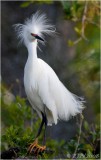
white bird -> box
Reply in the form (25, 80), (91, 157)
(15, 11), (84, 154)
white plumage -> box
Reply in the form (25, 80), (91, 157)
(15, 11), (84, 126)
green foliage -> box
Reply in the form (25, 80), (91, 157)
(1, 95), (32, 128)
(61, 1), (100, 44)
(68, 40), (74, 47)
(70, 23), (100, 114)
(62, 1), (100, 116)
(61, 1), (84, 21)
(20, 1), (33, 8)
(2, 125), (34, 157)
(81, 120), (100, 154)
(20, 0), (53, 8)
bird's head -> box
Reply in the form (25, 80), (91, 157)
(14, 11), (56, 47)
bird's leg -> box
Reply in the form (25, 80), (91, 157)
(28, 112), (46, 154)
(35, 112), (45, 138)
(43, 113), (47, 145)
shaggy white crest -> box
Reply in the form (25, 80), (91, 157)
(14, 11), (56, 46)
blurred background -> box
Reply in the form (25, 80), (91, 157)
(1, 0), (100, 159)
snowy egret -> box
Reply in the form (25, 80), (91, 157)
(15, 11), (84, 154)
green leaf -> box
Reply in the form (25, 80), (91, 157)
(74, 27), (81, 35)
(20, 1), (32, 8)
(84, 121), (89, 131)
(68, 40), (74, 47)
(85, 144), (93, 152)
(87, 149), (94, 159)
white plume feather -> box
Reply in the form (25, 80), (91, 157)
(14, 11), (56, 45)
(33, 59), (85, 125)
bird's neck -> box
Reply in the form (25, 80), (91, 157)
(27, 41), (38, 60)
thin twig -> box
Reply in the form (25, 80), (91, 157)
(73, 37), (82, 45)
(72, 114), (84, 159)
(92, 1), (101, 9)
(70, 0), (100, 45)
(86, 18), (100, 28)
(81, 0), (89, 41)
(72, 1), (89, 45)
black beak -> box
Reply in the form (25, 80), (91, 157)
(35, 35), (44, 42)
(31, 33), (44, 42)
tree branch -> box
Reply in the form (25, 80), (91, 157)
(72, 114), (84, 159)
(81, 0), (89, 41)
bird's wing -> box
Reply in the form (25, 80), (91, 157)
(37, 58), (84, 125)
(37, 59), (58, 125)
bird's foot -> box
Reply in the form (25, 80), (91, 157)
(28, 138), (46, 155)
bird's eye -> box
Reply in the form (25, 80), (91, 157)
(31, 33), (37, 37)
